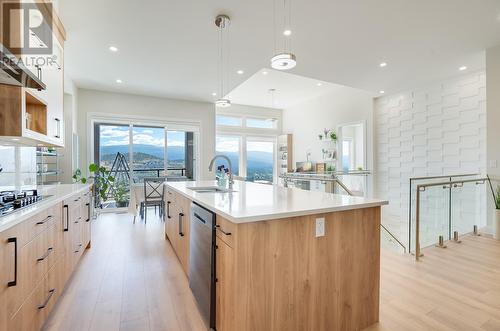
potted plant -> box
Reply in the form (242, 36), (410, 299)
(73, 163), (115, 206)
(113, 181), (129, 208)
(329, 131), (337, 142)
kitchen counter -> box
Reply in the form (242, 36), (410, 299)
(165, 180), (388, 223)
(0, 183), (92, 232)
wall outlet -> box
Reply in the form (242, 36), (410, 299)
(316, 218), (325, 237)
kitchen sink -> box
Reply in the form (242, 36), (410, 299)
(187, 186), (235, 193)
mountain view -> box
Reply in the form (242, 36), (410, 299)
(100, 145), (274, 182)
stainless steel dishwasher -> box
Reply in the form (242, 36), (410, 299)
(189, 202), (216, 330)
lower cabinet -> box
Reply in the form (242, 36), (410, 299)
(215, 236), (235, 331)
(0, 188), (91, 331)
(164, 189), (191, 276)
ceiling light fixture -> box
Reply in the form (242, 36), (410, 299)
(215, 14), (231, 108)
(262, 70), (268, 75)
(271, 0), (297, 70)
(237, 70), (244, 75)
(459, 66), (467, 71)
(116, 79), (123, 84)
(316, 82), (322, 86)
(109, 46), (118, 52)
(379, 90), (385, 94)
(379, 62), (387, 67)
(212, 92), (217, 96)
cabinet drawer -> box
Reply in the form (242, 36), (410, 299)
(215, 216), (236, 248)
(7, 278), (46, 331)
(8, 260), (61, 331)
(21, 227), (56, 306)
(22, 209), (50, 246)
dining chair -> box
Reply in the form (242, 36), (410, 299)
(142, 177), (166, 223)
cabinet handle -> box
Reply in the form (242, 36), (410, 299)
(36, 215), (53, 225)
(38, 289), (55, 309)
(178, 212), (184, 236)
(37, 247), (53, 262)
(63, 205), (69, 231)
(167, 201), (171, 219)
(215, 225), (232, 236)
(54, 118), (61, 138)
(7, 237), (17, 287)
(86, 203), (90, 222)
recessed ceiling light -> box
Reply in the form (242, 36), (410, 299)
(316, 82), (323, 86)
(379, 62), (387, 68)
(116, 79), (123, 84)
(109, 46), (118, 52)
(211, 92), (217, 96)
(379, 90), (385, 94)
(237, 70), (244, 75)
(283, 29), (292, 36)
(262, 71), (268, 75)
(459, 66), (467, 71)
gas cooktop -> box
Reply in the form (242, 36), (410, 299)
(0, 189), (50, 217)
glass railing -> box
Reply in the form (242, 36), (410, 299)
(408, 174), (482, 253)
(410, 175), (489, 260)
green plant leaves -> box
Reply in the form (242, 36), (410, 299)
(89, 163), (98, 172)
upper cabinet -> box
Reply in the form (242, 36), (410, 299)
(0, 0), (66, 147)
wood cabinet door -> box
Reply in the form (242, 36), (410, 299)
(166, 203), (178, 251)
(176, 196), (191, 275)
(0, 224), (24, 331)
(215, 237), (235, 331)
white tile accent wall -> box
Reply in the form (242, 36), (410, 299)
(374, 72), (487, 246)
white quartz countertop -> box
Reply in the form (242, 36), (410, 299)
(165, 180), (388, 223)
(0, 183), (92, 232)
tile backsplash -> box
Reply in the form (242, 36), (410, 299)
(0, 146), (37, 191)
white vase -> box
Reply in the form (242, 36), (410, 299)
(495, 210), (500, 240)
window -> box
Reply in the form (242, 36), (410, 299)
(132, 126), (165, 182)
(246, 117), (277, 129)
(215, 136), (241, 176)
(93, 121), (199, 209)
(246, 139), (275, 183)
(216, 115), (242, 127)
(215, 112), (279, 183)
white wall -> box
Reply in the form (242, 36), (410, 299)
(486, 45), (500, 178)
(374, 71), (487, 244)
(76, 89), (216, 180)
(282, 86), (374, 170)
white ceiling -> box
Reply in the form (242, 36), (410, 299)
(59, 0), (500, 103)
(227, 68), (360, 109)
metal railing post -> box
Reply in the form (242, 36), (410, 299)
(416, 186), (422, 261)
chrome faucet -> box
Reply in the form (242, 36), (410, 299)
(208, 155), (234, 190)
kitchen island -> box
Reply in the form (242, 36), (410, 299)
(164, 180), (388, 331)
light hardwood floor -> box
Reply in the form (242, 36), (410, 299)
(43, 212), (500, 331)
(42, 212), (205, 331)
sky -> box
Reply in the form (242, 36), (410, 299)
(99, 125), (185, 148)
(216, 136), (273, 153)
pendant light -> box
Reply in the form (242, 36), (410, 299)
(271, 0), (297, 70)
(215, 14), (231, 108)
